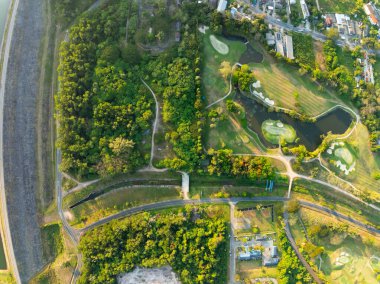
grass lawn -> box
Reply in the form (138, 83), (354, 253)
(250, 49), (341, 116)
(201, 30), (246, 103)
(262, 119), (297, 144)
(299, 208), (380, 284)
(318, 0), (356, 13)
(235, 207), (276, 234)
(62, 171), (181, 209)
(41, 223), (63, 262)
(207, 114), (258, 154)
(68, 186), (181, 228)
(336, 46), (355, 73)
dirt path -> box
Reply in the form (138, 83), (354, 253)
(141, 79), (160, 168)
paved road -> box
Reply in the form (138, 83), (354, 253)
(0, 0), (21, 282)
(300, 200), (380, 235)
(283, 210), (323, 284)
(1, 0), (46, 282)
(79, 197), (288, 233)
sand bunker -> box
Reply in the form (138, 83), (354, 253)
(210, 35), (229, 55)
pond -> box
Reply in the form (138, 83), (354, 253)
(221, 31), (263, 64)
(0, 0), (11, 44)
(236, 93), (353, 151)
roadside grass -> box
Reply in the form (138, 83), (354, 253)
(62, 177), (77, 192)
(297, 208), (380, 284)
(68, 186), (181, 228)
(288, 212), (307, 244)
(62, 171), (181, 208)
(318, 0), (356, 13)
(292, 179), (380, 228)
(41, 223), (63, 263)
(190, 185), (288, 199)
(31, 229), (78, 284)
(201, 30), (246, 103)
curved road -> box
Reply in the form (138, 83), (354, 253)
(0, 0), (21, 282)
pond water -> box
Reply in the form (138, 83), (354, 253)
(0, 0), (11, 44)
(236, 93), (353, 151)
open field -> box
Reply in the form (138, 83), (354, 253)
(68, 186), (181, 228)
(235, 206), (276, 234)
(292, 207), (380, 284)
(201, 30), (246, 103)
(250, 43), (344, 116)
(318, 0), (356, 13)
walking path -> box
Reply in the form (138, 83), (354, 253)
(141, 79), (160, 169)
(283, 210), (323, 284)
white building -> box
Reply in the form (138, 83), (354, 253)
(274, 32), (294, 60)
(217, 0), (227, 12)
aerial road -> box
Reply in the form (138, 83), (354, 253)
(0, 0), (45, 282)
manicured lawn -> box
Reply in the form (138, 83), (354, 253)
(262, 119), (297, 144)
(201, 30), (246, 103)
(207, 113), (260, 154)
(318, 0), (356, 13)
(68, 186), (181, 228)
(250, 51), (341, 116)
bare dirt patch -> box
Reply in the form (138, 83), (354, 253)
(314, 41), (326, 71)
(117, 266), (180, 284)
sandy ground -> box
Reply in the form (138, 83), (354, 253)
(2, 0), (45, 281)
(117, 266), (180, 284)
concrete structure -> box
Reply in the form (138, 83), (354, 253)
(266, 32), (275, 45)
(274, 31), (294, 59)
(364, 3), (380, 26)
(217, 0), (227, 12)
(300, 0), (310, 19)
(324, 14), (362, 39)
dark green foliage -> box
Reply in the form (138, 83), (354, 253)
(232, 64), (255, 91)
(277, 231), (313, 284)
(207, 148), (275, 180)
(56, 2), (153, 177)
(78, 208), (228, 284)
(41, 224), (63, 262)
(293, 33), (315, 69)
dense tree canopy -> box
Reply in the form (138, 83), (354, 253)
(78, 208), (228, 284)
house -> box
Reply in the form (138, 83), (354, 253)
(238, 252), (251, 261)
(274, 32), (294, 59)
(263, 257), (280, 266)
(217, 0), (227, 12)
(250, 249), (262, 260)
(270, 246), (278, 258)
(325, 16), (333, 27)
(364, 3), (380, 26)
